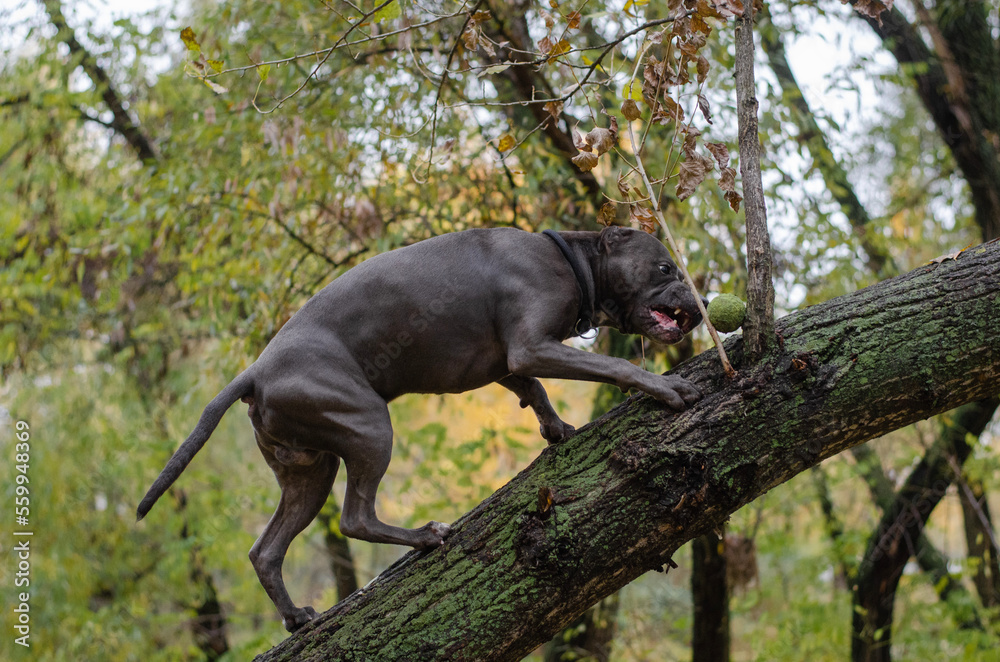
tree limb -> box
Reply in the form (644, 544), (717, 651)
(42, 0), (157, 163)
(255, 240), (1000, 661)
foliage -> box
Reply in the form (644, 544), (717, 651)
(1, 0), (996, 659)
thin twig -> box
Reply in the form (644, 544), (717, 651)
(625, 120), (734, 378)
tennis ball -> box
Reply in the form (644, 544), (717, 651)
(707, 294), (746, 333)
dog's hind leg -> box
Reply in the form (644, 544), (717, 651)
(249, 438), (338, 632)
(336, 404), (451, 549)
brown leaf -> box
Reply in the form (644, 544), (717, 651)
(472, 10), (493, 23)
(544, 100), (564, 120)
(719, 165), (737, 192)
(708, 0), (744, 18)
(629, 205), (658, 234)
(617, 171), (631, 197)
(725, 189), (743, 212)
(598, 202), (618, 227)
(572, 127), (590, 152)
(696, 55), (710, 84)
(706, 142), (730, 169)
(697, 94), (713, 124)
(621, 98), (641, 121)
(681, 124), (702, 158)
(676, 152), (713, 201)
(586, 128), (615, 155)
(549, 39), (571, 56)
(538, 36), (554, 54)
(565, 10), (582, 29)
(845, 0), (893, 26)
(462, 26), (480, 51)
(572, 151), (599, 171)
(651, 95), (684, 125)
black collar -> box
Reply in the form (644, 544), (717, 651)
(542, 230), (595, 336)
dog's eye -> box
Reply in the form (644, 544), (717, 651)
(658, 264), (673, 275)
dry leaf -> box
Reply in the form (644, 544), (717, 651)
(617, 171), (631, 197)
(621, 98), (641, 121)
(598, 202), (618, 227)
(697, 94), (713, 124)
(572, 151), (599, 171)
(565, 11), (582, 29)
(676, 152), (713, 201)
(709, 0), (745, 18)
(544, 100), (563, 120)
(846, 0), (893, 25)
(696, 55), (710, 84)
(629, 205), (658, 234)
(706, 142), (730, 169)
(725, 190), (743, 212)
(497, 133), (516, 152)
(572, 127), (590, 152)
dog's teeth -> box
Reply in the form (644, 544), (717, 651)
(674, 308), (683, 317)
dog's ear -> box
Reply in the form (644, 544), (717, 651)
(598, 225), (635, 253)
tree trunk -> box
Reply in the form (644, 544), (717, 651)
(734, 1), (775, 362)
(958, 476), (1000, 611)
(317, 497), (359, 602)
(692, 530), (730, 662)
(255, 242), (1000, 661)
(851, 397), (998, 662)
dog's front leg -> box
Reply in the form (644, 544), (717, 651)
(507, 341), (701, 410)
(498, 375), (575, 443)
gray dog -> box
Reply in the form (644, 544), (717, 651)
(137, 225), (705, 631)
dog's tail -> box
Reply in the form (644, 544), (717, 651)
(136, 369), (254, 521)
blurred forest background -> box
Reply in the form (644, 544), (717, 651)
(1, 0), (998, 660)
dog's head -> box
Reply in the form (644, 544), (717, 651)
(596, 226), (705, 344)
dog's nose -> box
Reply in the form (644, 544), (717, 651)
(700, 295), (709, 307)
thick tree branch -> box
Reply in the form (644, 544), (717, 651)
(255, 241), (1000, 661)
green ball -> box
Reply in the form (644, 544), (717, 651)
(707, 294), (746, 333)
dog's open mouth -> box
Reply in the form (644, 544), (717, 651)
(651, 306), (695, 335)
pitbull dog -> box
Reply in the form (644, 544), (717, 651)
(137, 225), (705, 631)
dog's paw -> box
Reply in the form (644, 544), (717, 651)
(649, 375), (702, 410)
(414, 521), (451, 548)
(283, 606), (318, 633)
(540, 419), (575, 444)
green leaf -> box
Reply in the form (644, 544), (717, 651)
(180, 26), (200, 52)
(373, 0), (401, 23)
(207, 59), (224, 73)
(256, 64), (271, 82)
(622, 80), (643, 100)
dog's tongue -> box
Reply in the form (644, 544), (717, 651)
(651, 309), (679, 331)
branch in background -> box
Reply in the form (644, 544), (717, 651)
(846, 0), (1000, 241)
(733, 2), (775, 363)
(851, 397), (999, 662)
(758, 11), (897, 278)
(42, 0), (157, 163)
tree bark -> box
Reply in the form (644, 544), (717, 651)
(734, 3), (775, 362)
(851, 397), (999, 662)
(692, 530), (730, 662)
(250, 240), (1000, 661)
